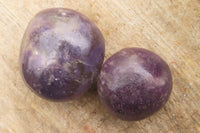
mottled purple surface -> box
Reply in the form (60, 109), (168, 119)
(98, 48), (172, 121)
(19, 8), (105, 101)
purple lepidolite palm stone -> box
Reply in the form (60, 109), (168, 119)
(98, 48), (172, 121)
(19, 8), (105, 101)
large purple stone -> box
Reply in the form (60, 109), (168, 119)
(98, 48), (172, 121)
(19, 8), (105, 101)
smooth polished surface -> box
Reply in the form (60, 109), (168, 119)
(98, 48), (172, 121)
(20, 8), (105, 101)
(0, 0), (200, 132)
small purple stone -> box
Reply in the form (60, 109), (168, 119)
(97, 48), (172, 121)
(19, 8), (105, 101)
